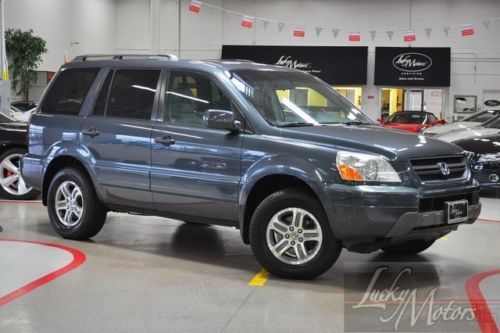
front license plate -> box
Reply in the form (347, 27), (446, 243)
(445, 200), (469, 224)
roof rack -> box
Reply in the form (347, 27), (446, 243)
(72, 54), (179, 61)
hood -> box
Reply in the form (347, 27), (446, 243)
(0, 121), (27, 131)
(424, 121), (482, 135)
(278, 124), (464, 160)
(452, 134), (500, 155)
(435, 126), (500, 143)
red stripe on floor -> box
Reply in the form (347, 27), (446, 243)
(478, 218), (500, 223)
(466, 269), (500, 333)
(0, 239), (86, 307)
(0, 199), (42, 203)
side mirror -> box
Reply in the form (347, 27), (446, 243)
(203, 109), (241, 132)
(377, 118), (384, 124)
(438, 119), (446, 125)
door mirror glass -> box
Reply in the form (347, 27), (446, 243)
(203, 109), (241, 132)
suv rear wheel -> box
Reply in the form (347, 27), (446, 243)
(0, 148), (40, 200)
(249, 188), (342, 279)
(47, 167), (107, 239)
(381, 239), (436, 255)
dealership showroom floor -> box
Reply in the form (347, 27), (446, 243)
(0, 196), (499, 332)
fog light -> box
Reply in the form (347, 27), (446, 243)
(489, 174), (499, 183)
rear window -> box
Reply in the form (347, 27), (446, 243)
(41, 68), (99, 115)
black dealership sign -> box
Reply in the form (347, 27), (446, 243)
(374, 47), (450, 86)
(222, 45), (368, 85)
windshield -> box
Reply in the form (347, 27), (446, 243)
(386, 112), (432, 124)
(229, 69), (373, 127)
(0, 112), (14, 123)
(484, 115), (500, 129)
(465, 110), (500, 123)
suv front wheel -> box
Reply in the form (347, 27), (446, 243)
(47, 167), (107, 240)
(249, 188), (342, 279)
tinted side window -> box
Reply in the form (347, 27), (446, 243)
(165, 71), (231, 126)
(92, 71), (113, 116)
(106, 69), (160, 120)
(41, 68), (99, 115)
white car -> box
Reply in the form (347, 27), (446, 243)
(10, 106), (36, 122)
(433, 115), (500, 142)
(422, 109), (500, 137)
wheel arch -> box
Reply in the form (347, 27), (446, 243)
(42, 155), (101, 206)
(239, 173), (329, 244)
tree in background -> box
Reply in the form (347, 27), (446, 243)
(5, 29), (47, 101)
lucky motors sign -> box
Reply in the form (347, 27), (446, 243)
(221, 45), (368, 85)
(375, 47), (450, 86)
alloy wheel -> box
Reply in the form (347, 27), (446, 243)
(266, 207), (323, 265)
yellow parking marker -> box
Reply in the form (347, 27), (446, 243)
(440, 236), (448, 240)
(248, 268), (270, 287)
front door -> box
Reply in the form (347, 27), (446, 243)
(81, 68), (161, 210)
(151, 70), (243, 224)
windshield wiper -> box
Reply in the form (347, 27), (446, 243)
(277, 122), (315, 127)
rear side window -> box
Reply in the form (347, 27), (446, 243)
(105, 69), (160, 119)
(41, 68), (99, 115)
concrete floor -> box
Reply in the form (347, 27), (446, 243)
(0, 196), (499, 332)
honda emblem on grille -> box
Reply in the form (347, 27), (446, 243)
(437, 162), (450, 176)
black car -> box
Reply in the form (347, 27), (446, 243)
(453, 117), (500, 194)
(0, 113), (40, 200)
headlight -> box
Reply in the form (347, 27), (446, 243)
(478, 153), (500, 163)
(336, 151), (401, 183)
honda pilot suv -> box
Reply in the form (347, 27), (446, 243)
(22, 55), (481, 279)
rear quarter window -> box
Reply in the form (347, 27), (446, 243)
(41, 68), (99, 116)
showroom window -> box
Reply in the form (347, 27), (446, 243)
(99, 69), (160, 120)
(41, 68), (99, 115)
(165, 71), (231, 127)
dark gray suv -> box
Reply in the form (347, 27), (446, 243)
(22, 55), (481, 279)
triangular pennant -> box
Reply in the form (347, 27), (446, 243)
(386, 30), (394, 40)
(188, 1), (201, 14)
(262, 20), (270, 30)
(348, 32), (361, 42)
(332, 29), (340, 39)
(424, 28), (432, 38)
(483, 21), (491, 30)
(443, 26), (450, 36)
(278, 22), (285, 32)
(315, 27), (323, 37)
(404, 31), (416, 42)
(369, 30), (377, 41)
(461, 24), (475, 37)
(241, 16), (253, 29)
(293, 27), (305, 38)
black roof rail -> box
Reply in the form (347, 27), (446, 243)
(72, 54), (179, 61)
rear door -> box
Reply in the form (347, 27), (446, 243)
(80, 68), (161, 210)
(150, 70), (244, 224)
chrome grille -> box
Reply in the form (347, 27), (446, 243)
(410, 155), (467, 182)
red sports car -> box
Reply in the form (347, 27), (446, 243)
(378, 111), (445, 133)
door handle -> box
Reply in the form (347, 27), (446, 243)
(81, 128), (100, 138)
(154, 135), (176, 146)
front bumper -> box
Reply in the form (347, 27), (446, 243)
(322, 182), (481, 253)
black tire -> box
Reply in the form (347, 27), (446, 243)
(47, 167), (107, 240)
(0, 148), (40, 200)
(249, 188), (342, 279)
(381, 239), (436, 255)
